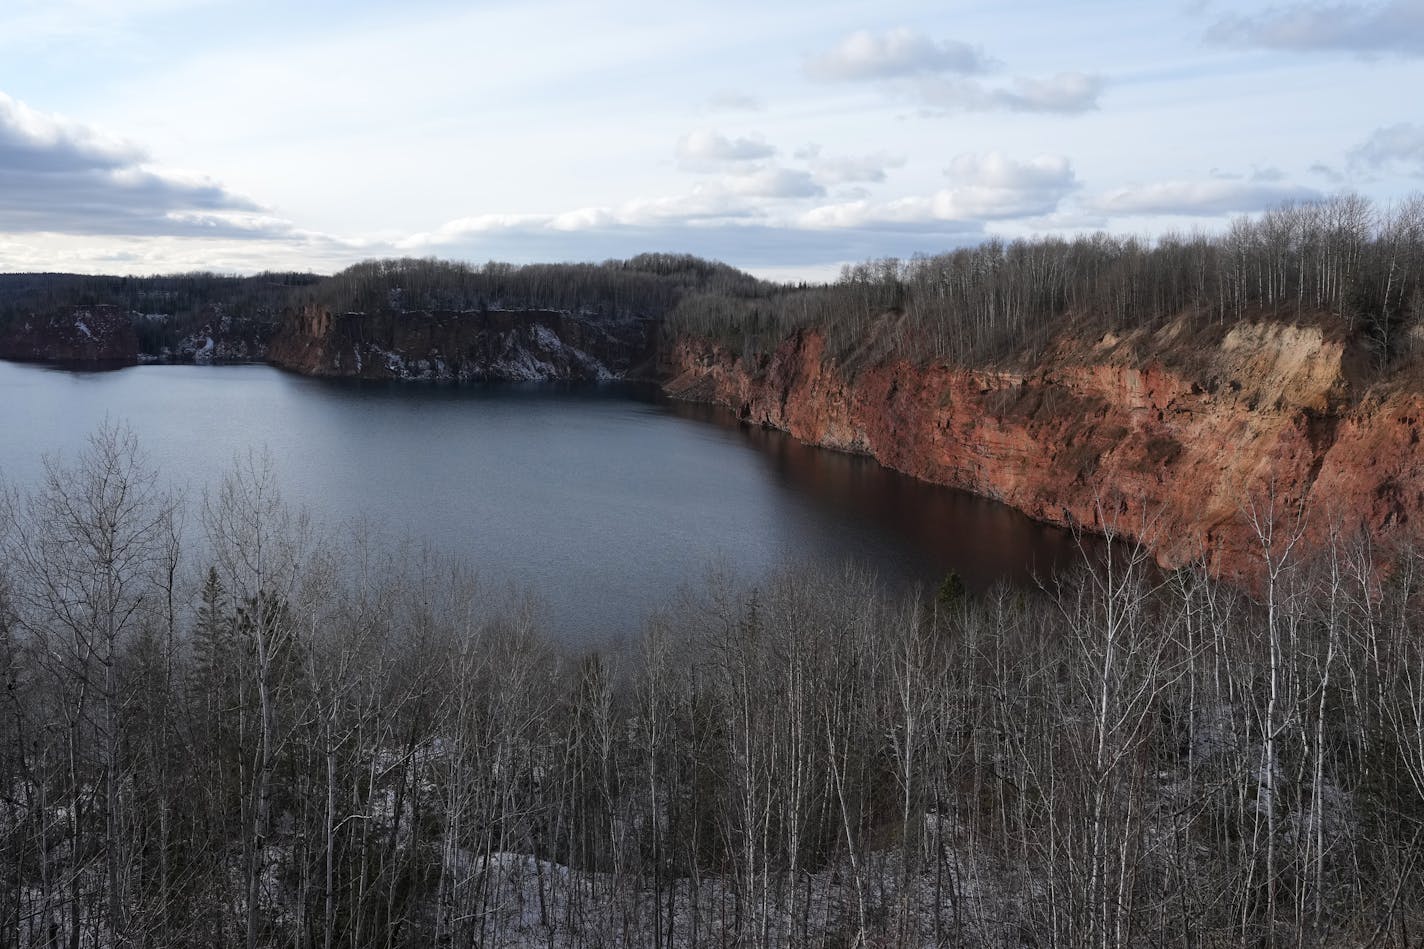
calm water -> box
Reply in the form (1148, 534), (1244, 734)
(0, 360), (1082, 641)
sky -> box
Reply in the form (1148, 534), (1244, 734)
(0, 0), (1421, 282)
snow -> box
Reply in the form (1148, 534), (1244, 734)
(332, 315), (630, 382)
(531, 323), (564, 352)
(74, 319), (92, 339)
(434, 843), (1022, 948)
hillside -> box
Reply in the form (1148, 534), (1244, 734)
(664, 310), (1417, 582)
(658, 195), (1424, 580)
(262, 256), (740, 381)
(3, 194), (1422, 579)
(267, 303), (657, 381)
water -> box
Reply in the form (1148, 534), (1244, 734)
(0, 360), (1083, 641)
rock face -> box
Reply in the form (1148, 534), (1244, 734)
(0, 305), (139, 366)
(155, 304), (276, 364)
(268, 305), (657, 381)
(664, 314), (1424, 582)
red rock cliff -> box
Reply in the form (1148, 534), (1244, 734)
(664, 314), (1423, 581)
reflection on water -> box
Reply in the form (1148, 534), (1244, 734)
(663, 399), (1086, 593)
(0, 360), (1090, 641)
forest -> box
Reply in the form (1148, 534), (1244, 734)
(3, 193), (1422, 375)
(0, 272), (318, 357)
(663, 192), (1424, 369)
(3, 424), (1424, 947)
(5, 194), (1424, 946)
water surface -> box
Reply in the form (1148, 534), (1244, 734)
(0, 361), (1083, 641)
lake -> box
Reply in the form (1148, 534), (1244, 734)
(0, 360), (1083, 642)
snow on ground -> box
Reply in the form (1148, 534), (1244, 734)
(358, 319), (618, 382)
(438, 823), (1031, 948)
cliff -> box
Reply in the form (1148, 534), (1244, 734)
(145, 303), (277, 364)
(268, 305), (657, 382)
(663, 312), (1424, 581)
(0, 305), (138, 366)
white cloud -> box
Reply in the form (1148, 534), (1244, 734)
(0, 227), (372, 276)
(805, 28), (994, 81)
(941, 153), (1080, 217)
(1206, 1), (1424, 56)
(1309, 162), (1347, 182)
(0, 90), (271, 237)
(1349, 122), (1424, 175)
(1086, 179), (1323, 216)
(399, 187), (763, 252)
(804, 28), (1099, 115)
(919, 72), (1104, 114)
(675, 130), (776, 169)
(801, 153), (1077, 229)
(808, 151), (907, 185)
(701, 91), (764, 112)
(396, 211), (983, 271)
(724, 167), (825, 198)
(402, 152), (1067, 247)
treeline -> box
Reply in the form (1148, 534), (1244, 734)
(0, 258), (773, 357)
(2, 426), (1424, 946)
(0, 272), (319, 355)
(667, 192), (1424, 367)
(294, 255), (768, 321)
(10, 192), (1421, 372)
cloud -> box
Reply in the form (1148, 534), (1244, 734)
(1086, 179), (1323, 216)
(800, 153), (1078, 229)
(0, 227), (378, 277)
(919, 72), (1104, 114)
(1205, 1), (1424, 56)
(805, 29), (1100, 115)
(401, 188), (758, 251)
(805, 28), (994, 81)
(397, 151), (1031, 270)
(404, 219), (984, 270)
(1309, 162), (1346, 182)
(403, 165), (833, 254)
(1349, 122), (1424, 174)
(724, 167), (825, 199)
(675, 129), (776, 169)
(671, 130), (826, 198)
(0, 90), (272, 238)
(1207, 165), (1288, 182)
(808, 151), (907, 185)
(701, 91), (764, 112)
(942, 153), (1080, 216)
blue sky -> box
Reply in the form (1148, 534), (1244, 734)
(0, 0), (1421, 279)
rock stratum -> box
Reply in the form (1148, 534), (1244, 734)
(0, 305), (139, 366)
(663, 313), (1424, 582)
(0, 303), (275, 367)
(8, 285), (1421, 583)
(268, 305), (657, 381)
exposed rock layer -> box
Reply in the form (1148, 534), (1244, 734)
(0, 305), (138, 366)
(663, 315), (1424, 581)
(267, 305), (657, 381)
